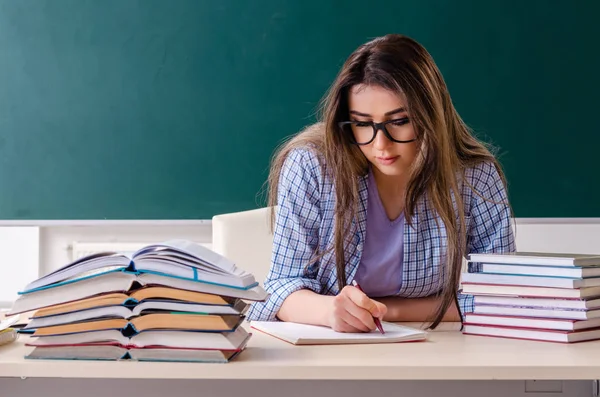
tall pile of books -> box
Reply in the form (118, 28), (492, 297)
(460, 252), (600, 343)
(7, 240), (268, 362)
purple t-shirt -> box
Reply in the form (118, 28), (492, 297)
(353, 168), (404, 297)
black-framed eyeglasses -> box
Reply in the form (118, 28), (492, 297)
(338, 119), (417, 145)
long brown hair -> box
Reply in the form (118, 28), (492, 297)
(266, 34), (508, 329)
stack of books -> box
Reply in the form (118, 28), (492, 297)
(460, 252), (600, 343)
(7, 239), (268, 362)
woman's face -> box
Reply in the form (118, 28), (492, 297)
(347, 84), (418, 180)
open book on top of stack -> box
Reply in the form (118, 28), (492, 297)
(460, 251), (600, 343)
(7, 239), (268, 362)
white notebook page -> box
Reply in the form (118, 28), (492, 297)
(250, 321), (427, 344)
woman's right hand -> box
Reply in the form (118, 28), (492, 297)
(327, 285), (387, 332)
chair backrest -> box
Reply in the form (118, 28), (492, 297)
(211, 207), (275, 286)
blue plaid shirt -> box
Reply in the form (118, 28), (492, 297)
(247, 146), (516, 321)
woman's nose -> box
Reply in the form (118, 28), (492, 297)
(372, 126), (392, 150)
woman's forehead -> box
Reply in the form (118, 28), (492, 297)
(348, 84), (407, 114)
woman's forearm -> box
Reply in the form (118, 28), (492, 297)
(276, 290), (460, 326)
(377, 295), (461, 322)
(276, 289), (334, 326)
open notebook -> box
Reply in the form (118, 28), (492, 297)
(250, 321), (427, 345)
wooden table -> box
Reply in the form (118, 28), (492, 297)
(1, 324), (599, 381)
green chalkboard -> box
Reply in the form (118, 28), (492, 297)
(0, 0), (598, 219)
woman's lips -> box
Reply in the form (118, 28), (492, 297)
(375, 156), (399, 165)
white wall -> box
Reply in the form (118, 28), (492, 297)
(512, 218), (600, 254)
(0, 227), (39, 307)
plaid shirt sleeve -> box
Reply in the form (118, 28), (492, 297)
(458, 161), (517, 313)
(246, 148), (324, 321)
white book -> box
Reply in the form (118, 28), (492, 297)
(473, 295), (600, 310)
(25, 239), (255, 292)
(473, 305), (600, 320)
(26, 344), (245, 362)
(481, 263), (600, 278)
(464, 313), (600, 331)
(25, 299), (248, 329)
(461, 272), (600, 289)
(25, 344), (243, 363)
(8, 269), (268, 315)
(27, 327), (250, 350)
(463, 324), (600, 343)
(461, 283), (600, 299)
(462, 282), (600, 299)
(250, 321), (427, 345)
(468, 252), (600, 267)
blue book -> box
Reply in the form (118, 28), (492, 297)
(468, 252), (600, 267)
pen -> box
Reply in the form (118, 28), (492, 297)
(351, 280), (385, 334)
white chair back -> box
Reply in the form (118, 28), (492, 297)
(212, 207), (275, 286)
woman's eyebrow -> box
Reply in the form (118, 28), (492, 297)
(349, 107), (407, 117)
(384, 107), (407, 116)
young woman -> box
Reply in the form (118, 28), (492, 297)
(247, 34), (515, 331)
